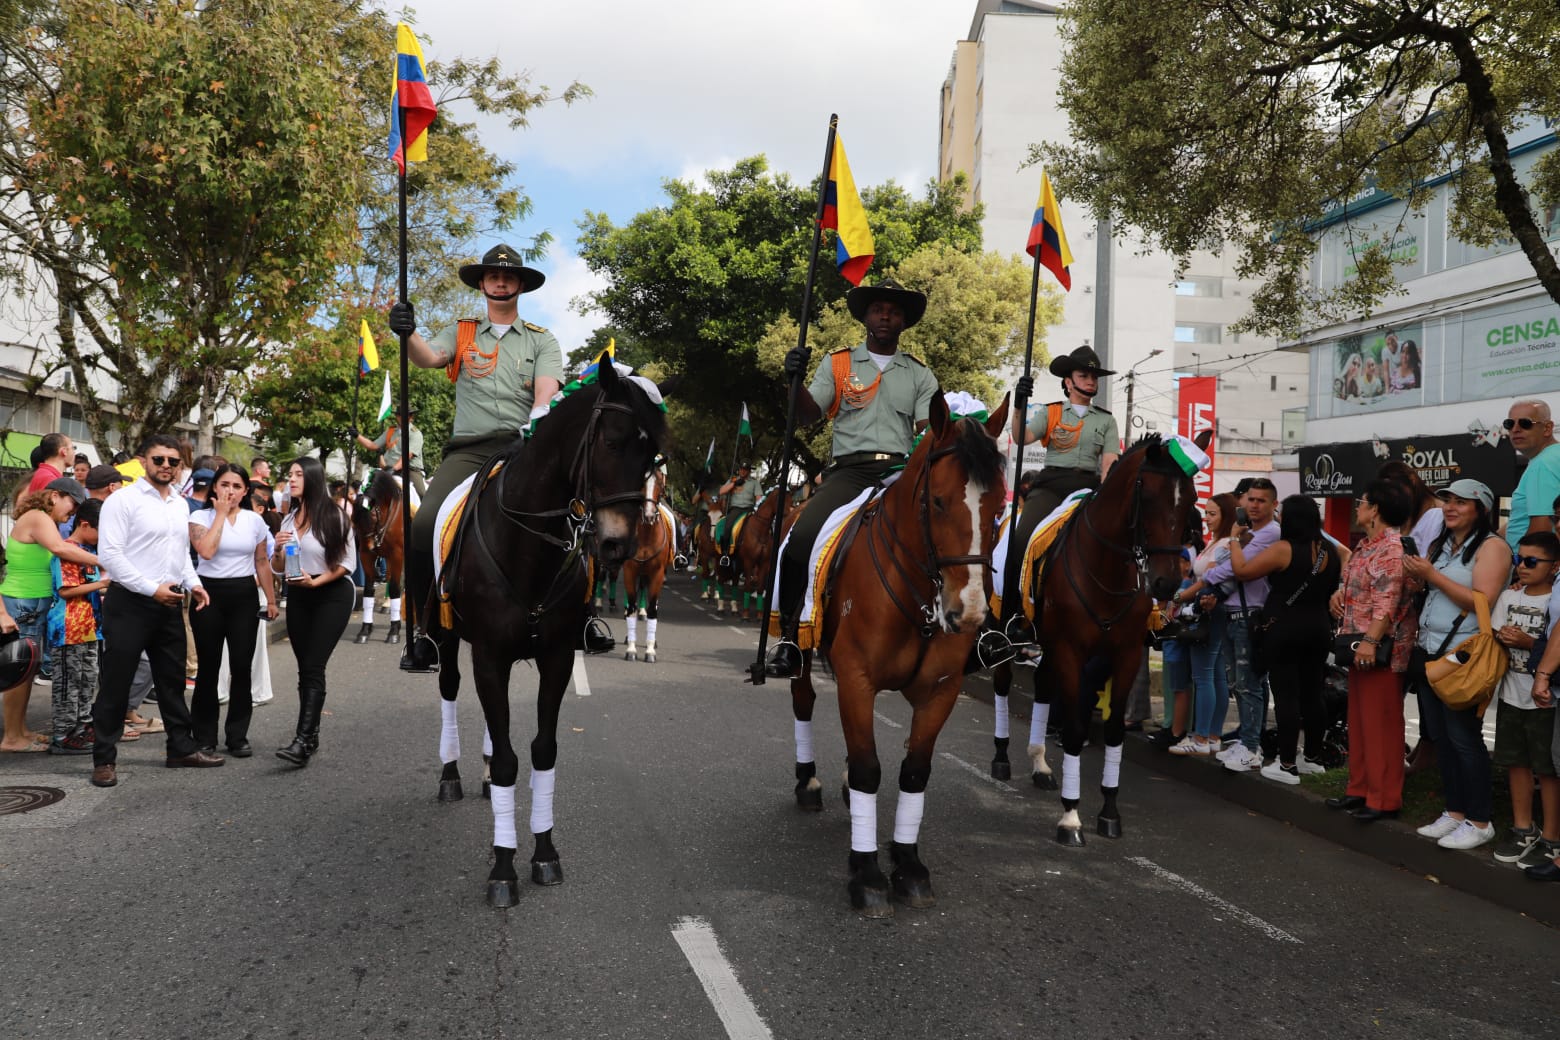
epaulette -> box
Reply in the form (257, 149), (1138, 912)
(523, 320), (549, 334)
(902, 353), (928, 367)
(830, 346), (852, 355)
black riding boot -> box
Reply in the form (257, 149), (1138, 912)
(579, 612), (615, 655)
(401, 547), (440, 672)
(276, 685), (326, 766)
(764, 557), (806, 678)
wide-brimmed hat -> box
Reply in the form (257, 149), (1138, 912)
(1049, 345), (1115, 378)
(1435, 478), (1494, 512)
(846, 277), (927, 329)
(458, 244), (545, 294)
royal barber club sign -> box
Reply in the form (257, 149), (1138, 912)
(1298, 433), (1518, 501)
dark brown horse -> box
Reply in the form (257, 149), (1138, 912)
(724, 487), (796, 622)
(620, 471), (674, 662)
(351, 469), (407, 645)
(787, 395), (1010, 917)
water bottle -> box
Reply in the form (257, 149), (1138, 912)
(284, 541), (301, 580)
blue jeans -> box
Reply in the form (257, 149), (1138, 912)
(1417, 683), (1493, 821)
(1188, 609), (1230, 739)
(2, 595), (50, 684)
(1224, 609), (1267, 752)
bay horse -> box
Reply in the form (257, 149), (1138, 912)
(694, 509), (720, 602)
(994, 431), (1211, 846)
(620, 470), (674, 662)
(727, 488), (796, 622)
(428, 360), (669, 906)
(787, 394), (1009, 917)
(352, 469), (407, 645)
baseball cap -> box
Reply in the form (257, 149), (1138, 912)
(84, 464), (130, 490)
(191, 467), (215, 489)
(45, 476), (87, 504)
(1434, 478), (1494, 512)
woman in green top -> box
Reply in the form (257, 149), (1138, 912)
(1, 484), (98, 752)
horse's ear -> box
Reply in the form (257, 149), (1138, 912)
(1194, 429), (1213, 452)
(985, 393), (1010, 439)
(597, 358), (621, 391)
(657, 373), (683, 399)
(928, 392), (950, 439)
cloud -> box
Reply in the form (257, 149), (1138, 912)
(525, 245), (607, 356)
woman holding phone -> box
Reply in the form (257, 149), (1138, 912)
(271, 456), (356, 767)
(188, 463), (276, 756)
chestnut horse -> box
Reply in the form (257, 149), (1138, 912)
(787, 394), (1009, 917)
(990, 431), (1211, 846)
(723, 488), (796, 622)
(351, 469), (407, 645)
(620, 471), (674, 662)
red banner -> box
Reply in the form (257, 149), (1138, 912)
(1178, 376), (1217, 530)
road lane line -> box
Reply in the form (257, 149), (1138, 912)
(727, 626), (748, 637)
(873, 711), (903, 729)
(939, 751), (1017, 793)
(1128, 856), (1302, 944)
(671, 916), (774, 1040)
(571, 652), (591, 697)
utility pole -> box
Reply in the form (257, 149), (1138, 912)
(1123, 369), (1136, 440)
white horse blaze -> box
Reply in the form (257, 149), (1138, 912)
(641, 474), (657, 523)
(941, 481), (988, 631)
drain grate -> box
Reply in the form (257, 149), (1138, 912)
(0, 786), (66, 816)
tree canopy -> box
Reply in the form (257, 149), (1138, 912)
(1044, 0), (1560, 336)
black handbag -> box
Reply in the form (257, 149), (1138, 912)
(1334, 631), (1394, 669)
(1175, 609), (1212, 646)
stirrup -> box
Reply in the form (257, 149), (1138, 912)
(399, 630), (440, 673)
(974, 629), (1015, 671)
(581, 617), (615, 655)
(674, 554), (689, 569)
(1001, 614), (1036, 645)
(764, 638), (802, 679)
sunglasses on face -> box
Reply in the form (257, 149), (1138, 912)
(1515, 555), (1556, 568)
(147, 455), (179, 467)
(1504, 417), (1544, 430)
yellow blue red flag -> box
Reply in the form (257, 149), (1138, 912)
(1026, 170), (1073, 290)
(389, 23), (436, 172)
(358, 318), (380, 378)
(820, 134), (874, 286)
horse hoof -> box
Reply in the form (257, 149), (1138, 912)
(891, 871), (936, 909)
(531, 860), (564, 886)
(385, 631), (400, 645)
(991, 758), (1012, 781)
(487, 879), (520, 908)
(1097, 816), (1123, 839)
(644, 653), (656, 664)
(353, 624), (373, 644)
(438, 779), (464, 802)
(1055, 825), (1086, 848)
(848, 878), (894, 918)
(624, 649), (635, 661)
(794, 780), (823, 812)
(1032, 771), (1058, 790)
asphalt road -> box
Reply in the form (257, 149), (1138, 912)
(2, 576), (1555, 1040)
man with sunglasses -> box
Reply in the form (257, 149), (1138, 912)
(89, 435), (217, 788)
(1505, 399), (1560, 550)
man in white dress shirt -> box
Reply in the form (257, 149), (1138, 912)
(90, 434), (218, 787)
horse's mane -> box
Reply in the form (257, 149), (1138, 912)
(502, 371), (670, 463)
(950, 415), (1003, 491)
(367, 467), (401, 504)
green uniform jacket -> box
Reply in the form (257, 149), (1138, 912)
(1025, 401), (1119, 474)
(369, 423), (423, 471)
(806, 344), (939, 458)
(429, 318), (566, 440)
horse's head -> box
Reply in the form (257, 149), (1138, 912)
(1117, 428), (1213, 601)
(584, 360), (671, 565)
(915, 392), (1011, 634)
(639, 468), (666, 525)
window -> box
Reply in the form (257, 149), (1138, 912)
(1174, 322), (1222, 344)
(0, 389), (47, 434)
(1174, 275), (1223, 298)
(59, 402), (91, 445)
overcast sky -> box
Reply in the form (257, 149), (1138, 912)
(411, 1), (979, 351)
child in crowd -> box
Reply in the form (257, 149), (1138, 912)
(45, 498), (106, 754)
(1490, 531), (1560, 869)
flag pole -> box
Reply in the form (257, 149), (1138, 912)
(1001, 246), (1043, 627)
(396, 106), (414, 621)
(748, 113), (837, 685)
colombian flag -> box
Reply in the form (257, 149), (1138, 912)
(820, 134), (874, 286)
(358, 319), (380, 378)
(388, 23), (436, 172)
(1026, 170), (1073, 291)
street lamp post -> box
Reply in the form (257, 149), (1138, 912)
(1123, 348), (1164, 437)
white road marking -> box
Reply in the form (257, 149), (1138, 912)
(1128, 856), (1302, 944)
(939, 751), (1017, 792)
(570, 652), (591, 697)
(727, 626), (748, 637)
(873, 710), (903, 729)
(671, 916), (774, 1040)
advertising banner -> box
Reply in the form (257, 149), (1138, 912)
(1177, 376), (1217, 525)
(1299, 434), (1517, 500)
(1329, 322), (1425, 413)
(1462, 298), (1560, 399)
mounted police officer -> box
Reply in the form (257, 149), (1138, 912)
(386, 243), (611, 671)
(764, 277), (939, 678)
(354, 402), (426, 498)
(715, 460), (761, 558)
(1000, 345), (1120, 629)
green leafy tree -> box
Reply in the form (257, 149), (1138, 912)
(1044, 0), (1560, 336)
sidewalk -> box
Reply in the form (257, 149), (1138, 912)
(960, 670), (1560, 930)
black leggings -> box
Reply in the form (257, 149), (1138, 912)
(190, 576), (263, 747)
(284, 577), (355, 698)
(1264, 617), (1331, 763)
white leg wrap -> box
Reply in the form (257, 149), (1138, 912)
(994, 695), (1010, 739)
(626, 614), (638, 643)
(439, 699), (459, 764)
(388, 597), (401, 623)
(646, 618), (657, 645)
(482, 727), (492, 758)
(893, 790), (926, 845)
(849, 787), (878, 853)
(491, 784), (517, 849)
(794, 719), (815, 764)
(1103, 744), (1123, 789)
(1062, 752), (1082, 801)
(362, 597), (374, 626)
(1029, 702), (1050, 746)
(529, 768), (556, 835)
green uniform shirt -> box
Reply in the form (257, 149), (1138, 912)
(726, 478), (761, 511)
(806, 343), (938, 458)
(1025, 401), (1119, 473)
(368, 422), (423, 471)
(429, 318), (566, 440)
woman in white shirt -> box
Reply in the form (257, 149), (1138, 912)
(271, 456), (356, 766)
(1169, 492), (1240, 755)
(189, 464), (276, 756)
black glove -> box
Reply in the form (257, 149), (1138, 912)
(348, 426), (359, 441)
(387, 301), (416, 336)
(1015, 375), (1035, 400)
(784, 346), (810, 379)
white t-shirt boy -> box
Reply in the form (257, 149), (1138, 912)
(1493, 587), (1550, 709)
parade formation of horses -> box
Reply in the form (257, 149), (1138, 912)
(427, 361), (670, 907)
(619, 469), (675, 662)
(785, 394), (1010, 917)
(351, 468), (407, 645)
(989, 430), (1212, 848)
(714, 487), (793, 623)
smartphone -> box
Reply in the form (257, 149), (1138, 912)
(1400, 535), (1418, 556)
(169, 583), (186, 596)
(1234, 507), (1250, 526)
(257, 608), (272, 619)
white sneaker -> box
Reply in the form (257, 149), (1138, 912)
(1416, 812), (1462, 840)
(1168, 736), (1202, 756)
(1260, 761), (1301, 785)
(1295, 753), (1327, 775)
(1222, 746), (1260, 772)
(1215, 743), (1241, 763)
(1437, 821), (1496, 850)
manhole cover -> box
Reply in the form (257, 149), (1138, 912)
(0, 786), (66, 816)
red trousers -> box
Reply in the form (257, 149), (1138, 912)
(1346, 667), (1406, 811)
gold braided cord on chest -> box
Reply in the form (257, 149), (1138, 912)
(840, 367), (884, 411)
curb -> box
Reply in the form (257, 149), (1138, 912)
(961, 671), (1560, 929)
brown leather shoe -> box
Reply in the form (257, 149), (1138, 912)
(90, 763), (117, 788)
(165, 750), (225, 768)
